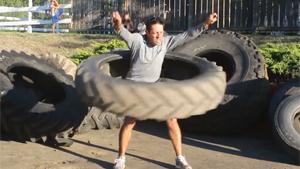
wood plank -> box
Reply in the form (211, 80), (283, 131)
(230, 0), (236, 27)
(181, 0), (186, 30)
(0, 27), (69, 32)
(241, 0), (245, 27)
(245, 0), (252, 28)
(209, 0), (213, 14)
(188, 0), (195, 27)
(236, 0), (241, 28)
(252, 0), (260, 29)
(267, 0), (272, 27)
(0, 18), (72, 26)
(218, 0), (224, 28)
(0, 4), (71, 13)
(225, 0), (230, 28)
(261, 0), (266, 27)
(280, 0), (286, 27)
(273, 0), (279, 27)
(286, 0), (293, 27)
(173, 0), (177, 30)
(215, 0), (220, 28)
(199, 0), (204, 22)
(204, 0), (208, 15)
(293, 0), (300, 27)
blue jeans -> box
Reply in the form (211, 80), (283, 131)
(52, 8), (64, 23)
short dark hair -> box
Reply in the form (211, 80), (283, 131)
(146, 16), (165, 31)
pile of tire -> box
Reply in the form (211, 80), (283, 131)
(0, 51), (88, 146)
(172, 30), (271, 134)
(0, 51), (125, 142)
(75, 51), (227, 120)
(269, 78), (300, 165)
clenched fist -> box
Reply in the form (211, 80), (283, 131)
(204, 13), (218, 29)
(112, 11), (122, 31)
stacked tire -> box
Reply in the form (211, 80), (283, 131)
(269, 78), (300, 165)
(172, 30), (271, 134)
(0, 52), (88, 146)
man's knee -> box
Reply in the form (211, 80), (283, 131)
(167, 118), (178, 129)
(123, 117), (137, 128)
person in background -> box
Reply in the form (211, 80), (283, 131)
(50, 0), (64, 33)
(112, 11), (218, 169)
(137, 22), (146, 35)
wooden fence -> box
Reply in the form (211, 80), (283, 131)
(128, 0), (300, 33)
(72, 0), (121, 32)
(71, 0), (300, 33)
(0, 1), (72, 33)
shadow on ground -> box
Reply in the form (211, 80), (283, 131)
(134, 119), (297, 166)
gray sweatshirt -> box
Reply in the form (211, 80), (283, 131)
(117, 24), (207, 83)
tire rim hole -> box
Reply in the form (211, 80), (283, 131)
(106, 57), (199, 80)
(8, 66), (65, 104)
(161, 58), (199, 80)
(197, 49), (235, 82)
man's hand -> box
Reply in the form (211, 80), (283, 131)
(204, 13), (218, 29)
(112, 11), (123, 31)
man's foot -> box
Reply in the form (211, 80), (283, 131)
(175, 155), (192, 169)
(113, 156), (126, 169)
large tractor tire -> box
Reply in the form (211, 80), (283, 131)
(173, 30), (271, 134)
(269, 78), (300, 114)
(74, 107), (124, 134)
(269, 78), (300, 165)
(75, 51), (226, 121)
(0, 55), (88, 142)
(0, 50), (120, 136)
(0, 50), (77, 80)
(0, 72), (13, 133)
(0, 72), (13, 98)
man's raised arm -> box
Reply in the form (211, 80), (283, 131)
(166, 12), (218, 50)
(112, 11), (138, 48)
(112, 11), (123, 32)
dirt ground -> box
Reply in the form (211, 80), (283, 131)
(0, 32), (299, 169)
(1, 121), (299, 169)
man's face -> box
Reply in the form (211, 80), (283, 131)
(146, 23), (164, 46)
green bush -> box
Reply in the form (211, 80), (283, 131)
(71, 39), (127, 65)
(259, 43), (300, 80)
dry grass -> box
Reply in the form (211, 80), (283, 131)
(0, 31), (114, 58)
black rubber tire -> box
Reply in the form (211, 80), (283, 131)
(89, 107), (124, 129)
(75, 107), (124, 134)
(0, 55), (88, 140)
(269, 78), (300, 164)
(75, 51), (226, 121)
(0, 72), (13, 99)
(172, 30), (271, 134)
(7, 50), (123, 133)
(0, 72), (13, 134)
(0, 50), (77, 80)
(271, 93), (300, 165)
(269, 78), (300, 115)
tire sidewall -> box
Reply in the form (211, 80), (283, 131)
(273, 94), (300, 162)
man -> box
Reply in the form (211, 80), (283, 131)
(112, 11), (217, 169)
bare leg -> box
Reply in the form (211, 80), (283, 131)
(51, 23), (56, 33)
(118, 117), (136, 157)
(167, 118), (182, 156)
